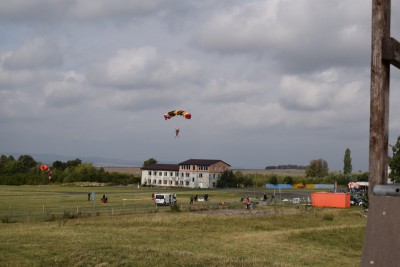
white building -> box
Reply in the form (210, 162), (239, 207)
(141, 159), (230, 188)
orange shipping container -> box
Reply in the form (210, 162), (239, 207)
(311, 192), (350, 208)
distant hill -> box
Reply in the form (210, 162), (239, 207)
(265, 164), (306, 170)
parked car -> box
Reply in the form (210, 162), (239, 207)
(154, 193), (177, 206)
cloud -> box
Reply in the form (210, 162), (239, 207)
(0, 90), (42, 122)
(3, 38), (63, 70)
(193, 0), (371, 72)
(43, 71), (91, 108)
(90, 46), (201, 89)
(107, 89), (179, 112)
(0, 0), (177, 22)
(279, 74), (334, 111)
(200, 78), (266, 103)
(70, 0), (173, 19)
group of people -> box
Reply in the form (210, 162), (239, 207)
(189, 193), (209, 204)
(87, 193), (109, 204)
(241, 193), (276, 209)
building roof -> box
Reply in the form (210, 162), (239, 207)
(179, 159), (231, 167)
(141, 164), (179, 171)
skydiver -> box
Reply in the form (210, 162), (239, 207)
(175, 128), (180, 138)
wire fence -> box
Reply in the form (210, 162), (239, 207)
(0, 201), (251, 223)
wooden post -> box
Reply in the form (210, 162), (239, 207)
(361, 1), (400, 265)
(369, 0), (391, 195)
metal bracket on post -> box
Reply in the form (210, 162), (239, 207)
(373, 184), (400, 196)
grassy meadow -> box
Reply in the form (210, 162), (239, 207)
(0, 185), (366, 266)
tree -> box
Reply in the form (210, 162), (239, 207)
(269, 175), (278, 185)
(283, 176), (293, 185)
(18, 155), (37, 169)
(343, 148), (352, 175)
(143, 158), (157, 167)
(389, 136), (400, 183)
(305, 159), (329, 177)
(217, 170), (237, 188)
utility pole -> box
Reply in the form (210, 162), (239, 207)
(368, 0), (391, 195)
(362, 0), (400, 266)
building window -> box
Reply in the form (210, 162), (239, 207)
(186, 173), (190, 177)
(213, 182), (216, 187)
(153, 179), (156, 184)
(148, 179), (151, 184)
(192, 178), (195, 182)
(180, 181), (183, 185)
(158, 180), (162, 184)
(192, 165), (195, 170)
(175, 181), (179, 185)
(185, 181), (189, 186)
(199, 173), (203, 178)
(158, 172), (162, 176)
(163, 180), (167, 184)
(148, 171), (152, 175)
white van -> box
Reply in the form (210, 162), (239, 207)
(154, 193), (177, 206)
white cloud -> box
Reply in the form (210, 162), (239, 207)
(3, 38), (63, 70)
(70, 0), (171, 19)
(194, 0), (371, 71)
(279, 75), (334, 111)
(201, 78), (265, 103)
(0, 0), (176, 22)
(91, 46), (201, 89)
(43, 71), (91, 108)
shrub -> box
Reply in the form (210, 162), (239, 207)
(170, 204), (181, 212)
(322, 213), (334, 221)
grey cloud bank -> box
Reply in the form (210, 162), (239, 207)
(1, 0), (400, 171)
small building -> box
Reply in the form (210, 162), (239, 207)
(141, 159), (230, 188)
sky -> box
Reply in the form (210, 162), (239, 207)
(1, 0), (400, 171)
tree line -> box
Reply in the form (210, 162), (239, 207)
(216, 169), (368, 188)
(265, 165), (306, 170)
(0, 154), (140, 185)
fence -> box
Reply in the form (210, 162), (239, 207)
(1, 200), (252, 223)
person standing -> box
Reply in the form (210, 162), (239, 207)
(246, 197), (251, 209)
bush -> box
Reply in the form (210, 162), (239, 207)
(322, 213), (334, 221)
(170, 204), (181, 212)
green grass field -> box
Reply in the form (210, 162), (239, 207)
(0, 185), (366, 266)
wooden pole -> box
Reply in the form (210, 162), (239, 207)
(369, 0), (391, 195)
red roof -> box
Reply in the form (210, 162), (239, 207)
(179, 159), (230, 167)
(141, 164), (179, 171)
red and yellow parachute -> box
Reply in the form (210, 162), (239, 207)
(40, 164), (52, 180)
(164, 109), (191, 120)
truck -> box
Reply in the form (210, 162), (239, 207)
(154, 193), (177, 206)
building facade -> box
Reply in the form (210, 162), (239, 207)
(141, 159), (230, 188)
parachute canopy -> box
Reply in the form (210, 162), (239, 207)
(164, 110), (191, 120)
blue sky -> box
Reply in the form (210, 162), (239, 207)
(1, 0), (400, 171)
